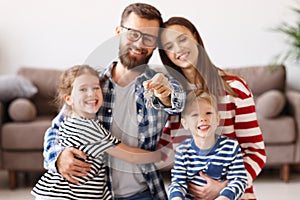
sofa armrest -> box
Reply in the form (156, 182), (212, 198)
(0, 101), (4, 125)
(286, 90), (300, 163)
(0, 101), (4, 168)
(0, 101), (10, 124)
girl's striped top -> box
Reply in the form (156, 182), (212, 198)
(31, 117), (120, 200)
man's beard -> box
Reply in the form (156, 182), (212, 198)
(119, 44), (152, 69)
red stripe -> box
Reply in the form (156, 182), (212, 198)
(163, 126), (171, 135)
(243, 186), (256, 200)
(250, 153), (266, 170)
(218, 102), (236, 111)
(236, 105), (256, 115)
(237, 134), (264, 144)
(158, 138), (170, 146)
(235, 120), (259, 129)
(244, 162), (257, 180)
(221, 118), (235, 126)
(170, 122), (181, 129)
(223, 75), (251, 92)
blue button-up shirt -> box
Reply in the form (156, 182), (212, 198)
(43, 62), (185, 200)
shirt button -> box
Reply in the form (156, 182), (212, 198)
(107, 109), (112, 113)
(138, 109), (142, 113)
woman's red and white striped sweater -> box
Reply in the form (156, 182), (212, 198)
(159, 75), (266, 200)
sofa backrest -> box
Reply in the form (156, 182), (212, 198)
(225, 65), (286, 96)
(17, 67), (62, 116)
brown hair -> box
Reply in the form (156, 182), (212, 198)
(120, 3), (163, 27)
(55, 65), (99, 111)
(158, 17), (236, 99)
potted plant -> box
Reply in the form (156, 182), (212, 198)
(273, 4), (300, 91)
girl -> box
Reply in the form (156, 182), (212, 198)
(31, 65), (160, 200)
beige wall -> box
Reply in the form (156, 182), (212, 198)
(0, 0), (296, 74)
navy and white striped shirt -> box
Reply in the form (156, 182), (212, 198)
(32, 117), (120, 200)
(169, 135), (247, 200)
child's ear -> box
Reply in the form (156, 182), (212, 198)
(64, 95), (73, 106)
(181, 118), (189, 130)
(216, 113), (220, 126)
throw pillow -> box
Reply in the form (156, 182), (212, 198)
(0, 75), (38, 102)
(256, 90), (286, 118)
(8, 98), (37, 122)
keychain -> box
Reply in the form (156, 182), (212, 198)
(143, 82), (154, 109)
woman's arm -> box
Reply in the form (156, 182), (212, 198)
(225, 77), (267, 186)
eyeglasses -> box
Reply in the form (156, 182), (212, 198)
(121, 25), (157, 47)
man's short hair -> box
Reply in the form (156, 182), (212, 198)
(120, 3), (163, 27)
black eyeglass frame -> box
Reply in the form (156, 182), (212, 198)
(120, 25), (158, 47)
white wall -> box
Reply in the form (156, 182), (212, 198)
(0, 0), (296, 74)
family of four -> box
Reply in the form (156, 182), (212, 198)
(31, 2), (266, 200)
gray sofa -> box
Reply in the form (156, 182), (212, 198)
(0, 65), (300, 189)
(0, 67), (61, 189)
(226, 65), (300, 182)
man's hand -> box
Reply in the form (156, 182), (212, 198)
(144, 73), (172, 106)
(57, 147), (91, 184)
(188, 172), (228, 200)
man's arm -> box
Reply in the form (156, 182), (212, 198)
(43, 109), (65, 172)
(144, 73), (185, 113)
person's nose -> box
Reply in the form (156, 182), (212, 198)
(87, 89), (94, 97)
(134, 36), (145, 48)
(199, 115), (207, 122)
(173, 42), (182, 54)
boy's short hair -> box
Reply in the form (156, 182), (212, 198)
(182, 90), (218, 117)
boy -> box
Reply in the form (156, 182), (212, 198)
(169, 90), (247, 200)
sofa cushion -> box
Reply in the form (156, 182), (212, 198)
(8, 98), (37, 122)
(258, 116), (296, 144)
(1, 116), (52, 150)
(225, 65), (286, 96)
(0, 74), (38, 102)
(256, 90), (286, 118)
(17, 67), (62, 116)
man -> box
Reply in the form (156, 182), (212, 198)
(43, 3), (185, 200)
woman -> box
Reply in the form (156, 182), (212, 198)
(158, 17), (266, 200)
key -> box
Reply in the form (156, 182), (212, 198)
(144, 89), (153, 109)
(144, 89), (154, 109)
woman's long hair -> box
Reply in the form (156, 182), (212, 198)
(158, 17), (236, 100)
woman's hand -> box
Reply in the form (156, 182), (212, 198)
(56, 147), (91, 184)
(188, 171), (228, 200)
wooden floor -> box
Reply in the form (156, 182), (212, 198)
(1, 167), (300, 200)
